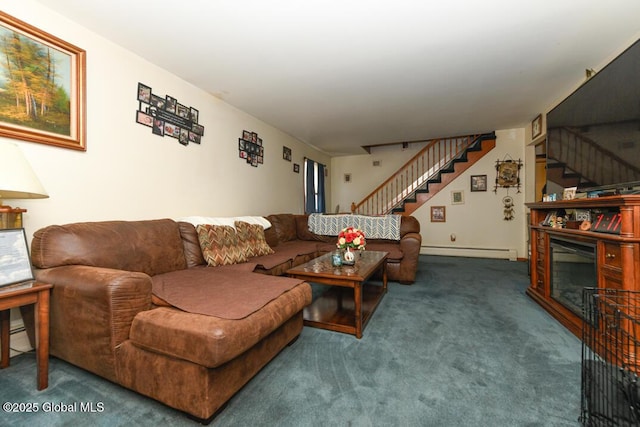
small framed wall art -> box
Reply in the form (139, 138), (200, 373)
(431, 206), (446, 222)
(470, 175), (487, 192)
(283, 146), (292, 161)
(531, 114), (542, 139)
(451, 190), (464, 205)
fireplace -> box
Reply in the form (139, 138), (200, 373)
(550, 236), (597, 316)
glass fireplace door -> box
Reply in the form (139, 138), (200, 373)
(550, 237), (597, 316)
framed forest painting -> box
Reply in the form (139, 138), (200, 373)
(0, 12), (86, 150)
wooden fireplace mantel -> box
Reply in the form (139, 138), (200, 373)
(526, 195), (640, 338)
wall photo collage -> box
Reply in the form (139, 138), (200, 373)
(136, 82), (205, 146)
(238, 130), (264, 167)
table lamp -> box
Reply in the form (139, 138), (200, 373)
(0, 141), (48, 229)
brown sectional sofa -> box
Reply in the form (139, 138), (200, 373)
(255, 213), (422, 284)
(25, 213), (421, 422)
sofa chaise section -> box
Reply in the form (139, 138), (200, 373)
(27, 219), (311, 421)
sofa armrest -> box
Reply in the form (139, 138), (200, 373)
(400, 215), (420, 238)
(33, 265), (152, 381)
(400, 231), (422, 253)
(397, 232), (422, 284)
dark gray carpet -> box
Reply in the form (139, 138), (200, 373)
(0, 256), (582, 426)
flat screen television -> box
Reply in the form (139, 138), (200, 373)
(545, 38), (640, 196)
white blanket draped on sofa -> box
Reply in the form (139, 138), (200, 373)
(307, 214), (401, 240)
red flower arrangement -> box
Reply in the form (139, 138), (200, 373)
(337, 227), (366, 250)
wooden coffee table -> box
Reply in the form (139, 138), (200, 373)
(287, 250), (388, 338)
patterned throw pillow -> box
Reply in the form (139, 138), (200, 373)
(235, 221), (274, 258)
(196, 224), (248, 266)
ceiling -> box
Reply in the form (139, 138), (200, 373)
(35, 0), (640, 155)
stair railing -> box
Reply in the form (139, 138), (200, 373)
(352, 134), (481, 216)
(547, 127), (640, 187)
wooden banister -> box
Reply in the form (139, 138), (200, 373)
(352, 134), (486, 216)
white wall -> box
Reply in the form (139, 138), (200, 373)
(331, 129), (528, 260)
(1, 0), (331, 242)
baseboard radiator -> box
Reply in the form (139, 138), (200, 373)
(420, 245), (518, 261)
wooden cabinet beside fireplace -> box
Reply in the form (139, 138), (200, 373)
(526, 195), (640, 338)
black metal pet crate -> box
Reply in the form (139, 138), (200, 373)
(581, 288), (640, 426)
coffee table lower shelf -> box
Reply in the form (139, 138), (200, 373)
(303, 283), (386, 338)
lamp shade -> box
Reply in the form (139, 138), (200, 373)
(0, 141), (48, 200)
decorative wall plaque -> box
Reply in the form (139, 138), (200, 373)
(494, 157), (522, 192)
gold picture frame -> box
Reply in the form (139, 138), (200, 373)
(0, 12), (86, 150)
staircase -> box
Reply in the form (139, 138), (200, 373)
(351, 132), (496, 216)
(547, 127), (640, 188)
(545, 160), (596, 189)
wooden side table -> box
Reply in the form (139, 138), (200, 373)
(0, 282), (53, 390)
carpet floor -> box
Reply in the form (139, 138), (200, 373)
(0, 255), (583, 426)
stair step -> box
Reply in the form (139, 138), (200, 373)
(467, 142), (482, 151)
(546, 163), (565, 169)
(546, 159), (598, 189)
(354, 132), (496, 216)
(399, 136), (496, 215)
(453, 155), (468, 163)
